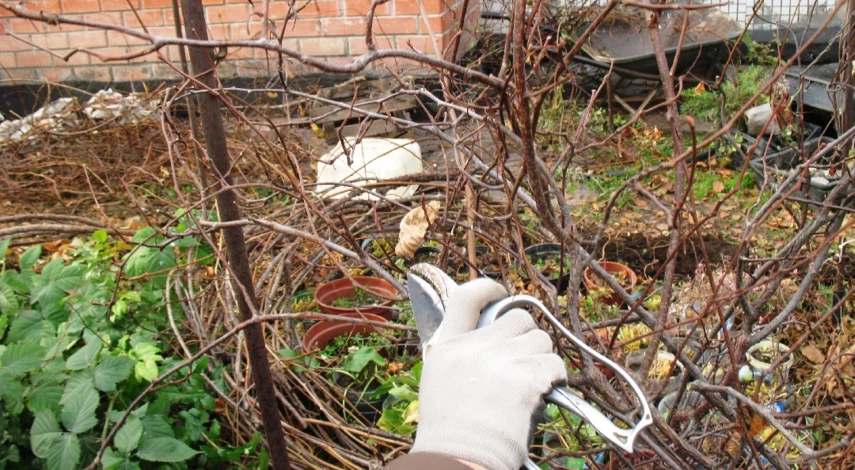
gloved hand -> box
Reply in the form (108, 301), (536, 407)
(411, 278), (567, 470)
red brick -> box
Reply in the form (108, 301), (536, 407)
(299, 37), (345, 56)
(373, 17), (417, 34)
(280, 19), (320, 38)
(395, 0), (449, 15)
(149, 62), (182, 78)
(123, 10), (165, 27)
(107, 30), (149, 46)
(3, 68), (39, 80)
(70, 65), (110, 80)
(8, 18), (49, 34)
(142, 25), (175, 38)
(142, 0), (172, 7)
(53, 49), (90, 65)
(41, 66), (75, 81)
(420, 12), (452, 34)
(27, 32), (69, 49)
(225, 45), (254, 59)
(111, 63), (152, 81)
(100, 0), (142, 11)
(348, 36), (394, 55)
(203, 24), (228, 40)
(0, 33), (31, 51)
(344, 0), (391, 17)
(62, 0), (101, 14)
(255, 38), (297, 54)
(229, 22), (263, 40)
(396, 34), (437, 55)
(0, 51), (16, 68)
(30, 0), (63, 13)
(82, 13), (123, 27)
(321, 18), (363, 36)
(68, 30), (108, 48)
(298, 0), (341, 18)
(16, 50), (53, 67)
(206, 4), (248, 24)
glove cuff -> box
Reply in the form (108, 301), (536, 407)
(384, 452), (476, 469)
(411, 421), (520, 470)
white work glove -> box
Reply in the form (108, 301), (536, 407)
(411, 278), (567, 470)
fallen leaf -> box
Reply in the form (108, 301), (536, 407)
(694, 82), (706, 95)
(713, 181), (725, 193)
(802, 345), (825, 363)
(656, 223), (669, 231)
(634, 198), (648, 207)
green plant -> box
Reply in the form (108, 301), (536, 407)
(743, 34), (778, 67)
(331, 287), (385, 308)
(579, 292), (619, 322)
(539, 403), (604, 469)
(0, 232), (264, 470)
(680, 66), (770, 126)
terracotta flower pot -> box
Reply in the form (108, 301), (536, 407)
(583, 261), (638, 306)
(300, 313), (389, 423)
(314, 276), (398, 319)
(301, 312), (389, 353)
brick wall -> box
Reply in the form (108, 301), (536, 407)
(0, 0), (481, 83)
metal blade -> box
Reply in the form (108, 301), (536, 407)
(407, 272), (446, 348)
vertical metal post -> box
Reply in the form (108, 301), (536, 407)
(178, 1), (291, 467)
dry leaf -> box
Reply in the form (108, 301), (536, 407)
(633, 198), (648, 207)
(801, 345), (824, 363)
(310, 122), (324, 139)
(694, 82), (706, 95)
(713, 181), (725, 193)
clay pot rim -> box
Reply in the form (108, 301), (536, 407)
(301, 312), (390, 354)
(582, 261), (639, 305)
(314, 276), (398, 319)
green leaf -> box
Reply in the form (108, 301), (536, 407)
(60, 372), (93, 405)
(377, 408), (415, 435)
(29, 260), (85, 307)
(0, 283), (18, 316)
(101, 448), (124, 469)
(134, 359), (158, 382)
(115, 415), (143, 454)
(1, 342), (45, 375)
(30, 410), (62, 459)
(7, 310), (54, 344)
(27, 384), (64, 414)
(136, 437), (198, 463)
(60, 382), (99, 433)
(46, 433), (80, 470)
(92, 230), (108, 244)
(20, 245), (42, 270)
(0, 370), (24, 403)
(141, 415), (174, 439)
(94, 356), (134, 392)
(388, 384), (418, 402)
(65, 340), (101, 371)
(133, 342), (162, 362)
(341, 347), (386, 374)
(131, 227), (156, 243)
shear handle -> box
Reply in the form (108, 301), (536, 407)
(477, 295), (653, 453)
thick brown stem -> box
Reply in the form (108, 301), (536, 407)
(179, 0), (291, 467)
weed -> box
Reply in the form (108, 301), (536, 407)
(0, 232), (263, 470)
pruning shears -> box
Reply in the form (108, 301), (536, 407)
(407, 264), (652, 468)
